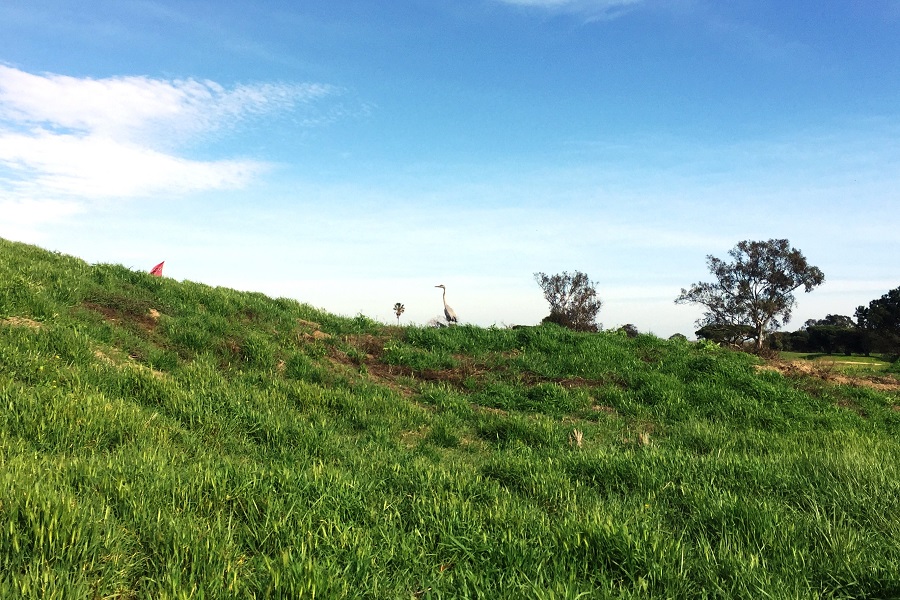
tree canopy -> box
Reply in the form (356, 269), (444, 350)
(804, 314), (855, 329)
(676, 239), (824, 353)
(695, 324), (756, 348)
(856, 286), (900, 354)
(534, 271), (602, 332)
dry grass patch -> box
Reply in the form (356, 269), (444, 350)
(295, 318), (332, 342)
(0, 316), (43, 329)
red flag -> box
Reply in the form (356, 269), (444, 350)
(150, 261), (164, 277)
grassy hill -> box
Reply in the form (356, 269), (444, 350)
(1, 237), (899, 599)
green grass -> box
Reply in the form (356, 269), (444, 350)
(2, 237), (900, 598)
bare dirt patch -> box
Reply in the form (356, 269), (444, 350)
(591, 404), (619, 417)
(82, 302), (160, 333)
(294, 319), (333, 342)
(399, 426), (429, 447)
(0, 316), (42, 329)
(757, 360), (900, 393)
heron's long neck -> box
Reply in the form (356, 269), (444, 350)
(442, 288), (448, 304)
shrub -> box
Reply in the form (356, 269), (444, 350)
(534, 271), (602, 332)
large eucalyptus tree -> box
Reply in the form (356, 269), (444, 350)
(676, 239), (824, 353)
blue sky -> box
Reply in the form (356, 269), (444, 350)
(1, 0), (898, 336)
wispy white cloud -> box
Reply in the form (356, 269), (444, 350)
(493, 0), (644, 20)
(0, 65), (334, 144)
(0, 65), (337, 207)
(0, 129), (264, 198)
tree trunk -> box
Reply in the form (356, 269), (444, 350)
(754, 322), (766, 354)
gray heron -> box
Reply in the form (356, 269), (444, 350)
(435, 284), (458, 324)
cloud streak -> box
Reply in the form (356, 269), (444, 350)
(0, 129), (265, 198)
(0, 65), (334, 143)
(0, 65), (337, 205)
(493, 0), (645, 20)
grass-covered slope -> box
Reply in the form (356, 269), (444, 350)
(1, 237), (899, 599)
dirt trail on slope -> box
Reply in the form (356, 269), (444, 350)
(757, 360), (900, 393)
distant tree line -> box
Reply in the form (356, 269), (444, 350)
(765, 288), (900, 357)
(692, 289), (899, 358)
(534, 239), (897, 361)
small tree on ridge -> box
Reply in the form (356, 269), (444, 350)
(534, 270), (602, 332)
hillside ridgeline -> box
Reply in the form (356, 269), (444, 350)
(1, 237), (899, 598)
